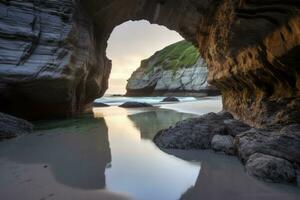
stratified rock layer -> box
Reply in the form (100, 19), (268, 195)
(0, 0), (300, 125)
(126, 41), (219, 96)
(0, 0), (110, 119)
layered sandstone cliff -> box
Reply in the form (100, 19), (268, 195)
(0, 0), (110, 119)
(0, 0), (299, 127)
(126, 41), (219, 96)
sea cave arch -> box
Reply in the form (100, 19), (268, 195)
(0, 0), (300, 127)
(105, 19), (184, 95)
(81, 0), (300, 126)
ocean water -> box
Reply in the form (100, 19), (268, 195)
(94, 96), (198, 106)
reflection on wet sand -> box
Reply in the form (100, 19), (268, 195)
(100, 109), (201, 200)
(163, 150), (300, 200)
(0, 108), (202, 200)
(128, 110), (195, 140)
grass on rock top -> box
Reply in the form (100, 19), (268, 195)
(143, 40), (200, 74)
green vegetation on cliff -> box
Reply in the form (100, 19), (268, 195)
(143, 40), (200, 73)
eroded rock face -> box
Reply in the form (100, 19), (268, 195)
(0, 0), (111, 119)
(126, 41), (219, 96)
(198, 1), (300, 126)
(126, 58), (216, 96)
(1, 0), (300, 124)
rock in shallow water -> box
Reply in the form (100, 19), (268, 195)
(211, 135), (235, 155)
(0, 112), (33, 140)
(119, 102), (153, 108)
(246, 153), (297, 184)
(93, 102), (110, 107)
(161, 97), (180, 102)
(154, 112), (251, 150)
(154, 112), (300, 185)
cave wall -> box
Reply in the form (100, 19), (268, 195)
(0, 0), (300, 126)
(197, 0), (300, 126)
(0, 0), (110, 119)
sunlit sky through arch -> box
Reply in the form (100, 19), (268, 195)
(105, 20), (183, 95)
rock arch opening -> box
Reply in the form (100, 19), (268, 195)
(105, 20), (183, 95)
(0, 0), (299, 127)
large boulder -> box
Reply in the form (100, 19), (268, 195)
(0, 112), (33, 140)
(246, 153), (297, 184)
(119, 102), (153, 108)
(161, 97), (180, 102)
(211, 135), (235, 155)
(154, 112), (251, 149)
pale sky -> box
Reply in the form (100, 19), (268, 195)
(106, 20), (183, 95)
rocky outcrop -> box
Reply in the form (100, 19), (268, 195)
(93, 102), (110, 107)
(162, 97), (180, 102)
(154, 112), (300, 184)
(126, 41), (219, 96)
(1, 1), (300, 125)
(0, 112), (33, 140)
(119, 101), (153, 108)
(0, 0), (110, 119)
(154, 112), (251, 150)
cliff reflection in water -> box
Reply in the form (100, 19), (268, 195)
(94, 108), (201, 200)
(0, 108), (201, 200)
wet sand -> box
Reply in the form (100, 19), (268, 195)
(168, 150), (300, 200)
(0, 99), (299, 200)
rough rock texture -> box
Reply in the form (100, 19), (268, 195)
(235, 124), (300, 167)
(1, 0), (300, 124)
(154, 111), (300, 184)
(119, 101), (153, 108)
(211, 135), (235, 155)
(0, 112), (33, 140)
(126, 41), (219, 96)
(154, 112), (251, 149)
(246, 153), (297, 184)
(0, 0), (111, 119)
